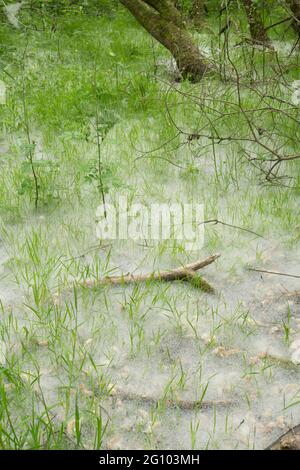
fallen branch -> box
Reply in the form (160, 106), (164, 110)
(80, 254), (220, 292)
(111, 388), (234, 411)
(266, 424), (300, 450)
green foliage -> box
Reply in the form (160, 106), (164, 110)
(83, 161), (125, 192)
(17, 159), (59, 205)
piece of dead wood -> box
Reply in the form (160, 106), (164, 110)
(111, 389), (234, 411)
(266, 424), (300, 450)
(81, 254), (220, 292)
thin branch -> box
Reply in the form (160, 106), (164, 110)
(201, 219), (264, 238)
(265, 16), (293, 31)
(248, 267), (300, 279)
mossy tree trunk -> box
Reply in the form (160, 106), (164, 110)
(145, 0), (187, 28)
(190, 0), (206, 28)
(120, 0), (209, 82)
(172, 0), (206, 29)
(243, 0), (271, 45)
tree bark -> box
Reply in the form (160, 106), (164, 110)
(243, 0), (271, 45)
(145, 0), (187, 28)
(286, 0), (300, 35)
(120, 0), (210, 82)
(172, 0), (206, 29)
(190, 0), (206, 28)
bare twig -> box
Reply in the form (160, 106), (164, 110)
(248, 267), (300, 279)
(265, 16), (293, 32)
(201, 219), (263, 238)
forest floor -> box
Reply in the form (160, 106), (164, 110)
(0, 5), (300, 449)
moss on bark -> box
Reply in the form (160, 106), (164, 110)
(243, 0), (271, 45)
(120, 0), (209, 82)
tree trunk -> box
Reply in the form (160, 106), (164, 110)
(120, 0), (209, 82)
(172, 0), (206, 29)
(243, 0), (271, 45)
(190, 0), (206, 28)
(145, 0), (187, 28)
(287, 0), (300, 35)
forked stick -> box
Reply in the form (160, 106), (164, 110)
(81, 254), (220, 292)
